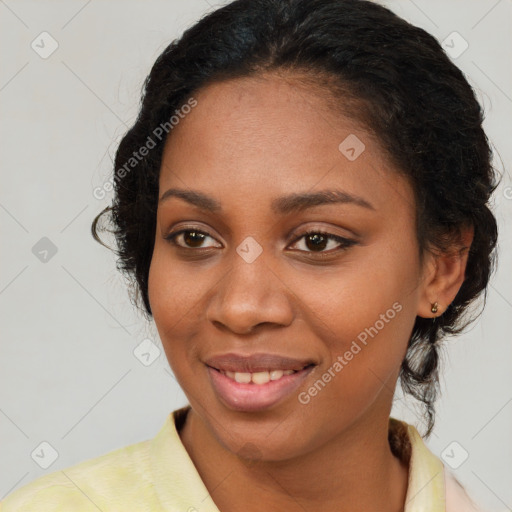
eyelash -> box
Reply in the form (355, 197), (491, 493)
(164, 227), (357, 256)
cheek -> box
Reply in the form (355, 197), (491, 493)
(147, 248), (217, 378)
(292, 242), (417, 345)
(147, 251), (195, 358)
(148, 246), (206, 328)
(292, 242), (418, 403)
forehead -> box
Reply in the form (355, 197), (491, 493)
(158, 74), (414, 217)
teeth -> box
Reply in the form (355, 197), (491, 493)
(223, 368), (299, 385)
(270, 370), (284, 380)
(234, 372), (251, 384)
(252, 371), (270, 385)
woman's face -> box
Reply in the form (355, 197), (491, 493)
(148, 74), (428, 460)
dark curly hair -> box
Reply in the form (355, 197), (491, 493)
(92, 0), (500, 437)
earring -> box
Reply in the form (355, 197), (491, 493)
(431, 302), (438, 314)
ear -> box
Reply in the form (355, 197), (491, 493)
(417, 225), (474, 318)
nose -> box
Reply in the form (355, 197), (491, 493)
(206, 249), (294, 335)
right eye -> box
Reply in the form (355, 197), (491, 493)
(164, 228), (222, 250)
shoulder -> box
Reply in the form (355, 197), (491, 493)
(445, 469), (486, 512)
(0, 438), (154, 512)
(389, 417), (488, 512)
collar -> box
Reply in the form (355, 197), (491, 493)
(389, 417), (445, 511)
(150, 406), (445, 512)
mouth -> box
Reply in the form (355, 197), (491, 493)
(206, 363), (316, 412)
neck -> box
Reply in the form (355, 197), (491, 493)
(179, 404), (409, 512)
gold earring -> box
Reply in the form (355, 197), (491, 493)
(431, 302), (438, 314)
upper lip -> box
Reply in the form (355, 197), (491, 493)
(205, 353), (316, 373)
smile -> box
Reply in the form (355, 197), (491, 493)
(207, 364), (315, 412)
(220, 368), (298, 385)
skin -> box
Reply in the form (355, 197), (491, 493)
(147, 73), (473, 512)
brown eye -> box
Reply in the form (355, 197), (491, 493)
(289, 230), (357, 254)
(165, 229), (221, 249)
(182, 231), (206, 248)
(304, 233), (329, 251)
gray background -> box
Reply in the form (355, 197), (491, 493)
(1, 1), (511, 511)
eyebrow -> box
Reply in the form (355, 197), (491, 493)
(158, 187), (375, 214)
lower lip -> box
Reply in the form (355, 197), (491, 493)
(206, 365), (314, 412)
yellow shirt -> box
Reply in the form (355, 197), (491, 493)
(0, 406), (482, 511)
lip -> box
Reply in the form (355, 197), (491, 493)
(207, 364), (315, 412)
(204, 352), (315, 373)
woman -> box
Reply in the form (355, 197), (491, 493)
(2, 0), (499, 510)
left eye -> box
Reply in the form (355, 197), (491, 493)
(289, 230), (356, 253)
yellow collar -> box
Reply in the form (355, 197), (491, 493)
(150, 406), (445, 512)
